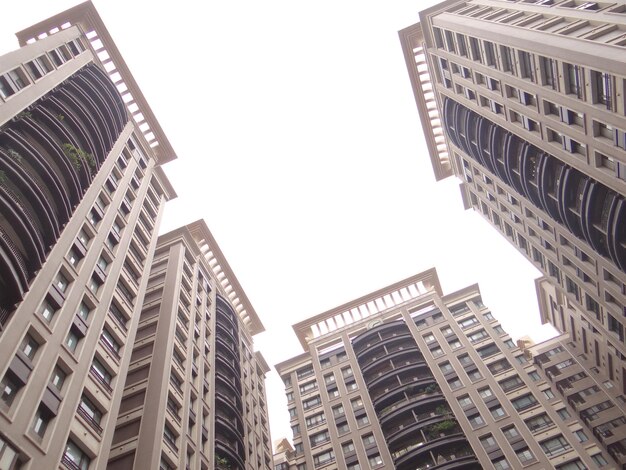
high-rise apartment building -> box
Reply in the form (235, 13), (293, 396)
(107, 221), (272, 470)
(399, 0), (626, 388)
(532, 277), (626, 466)
(275, 269), (617, 469)
(0, 4), (272, 470)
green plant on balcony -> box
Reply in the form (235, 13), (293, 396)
(435, 405), (451, 416)
(15, 110), (32, 121)
(424, 383), (440, 394)
(62, 143), (95, 170)
(57, 114), (65, 121)
(6, 148), (22, 163)
(0, 170), (6, 185)
(215, 455), (231, 469)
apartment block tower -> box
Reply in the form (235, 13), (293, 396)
(107, 221), (272, 470)
(531, 277), (626, 466)
(0, 2), (177, 468)
(275, 269), (617, 469)
(0, 4), (273, 470)
(399, 0), (626, 392)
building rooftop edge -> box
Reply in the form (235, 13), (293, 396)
(15, 0), (178, 165)
(292, 268), (443, 350)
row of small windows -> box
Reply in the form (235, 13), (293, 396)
(433, 26), (625, 115)
(0, 38), (85, 101)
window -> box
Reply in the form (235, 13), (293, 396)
(310, 430), (330, 447)
(459, 316), (479, 329)
(0, 372), (21, 408)
(63, 440), (91, 470)
(332, 404), (345, 417)
(21, 334), (39, 360)
(448, 377), (462, 390)
(65, 330), (80, 353)
(479, 387), (493, 399)
(515, 355), (528, 364)
(362, 433), (376, 447)
(299, 381), (317, 394)
(356, 414), (369, 426)
(79, 395), (102, 428)
(351, 397), (364, 410)
(423, 333), (436, 343)
(430, 346), (444, 357)
(526, 413), (553, 432)
(592, 454), (608, 466)
(303, 395), (322, 410)
(557, 460), (587, 470)
(39, 298), (57, 323)
(305, 413), (325, 429)
(574, 430), (588, 442)
(458, 354), (472, 366)
(516, 448), (535, 464)
(467, 368), (482, 381)
(542, 389), (555, 400)
(288, 408), (296, 418)
(439, 362), (453, 374)
(341, 441), (355, 455)
(480, 434), (497, 449)
(324, 373), (335, 385)
(468, 413), (485, 428)
(564, 63), (583, 98)
(32, 405), (52, 438)
(502, 425), (520, 440)
(591, 70), (613, 109)
(490, 405), (506, 419)
(519, 51), (535, 81)
(512, 394), (538, 412)
(368, 454), (383, 467)
(493, 458), (511, 470)
(313, 450), (334, 467)
(68, 249), (81, 268)
(335, 420), (347, 436)
(346, 381), (358, 391)
(557, 408), (571, 420)
(51, 367), (67, 391)
(440, 326), (453, 336)
(540, 435), (571, 457)
(468, 329), (488, 343)
(55, 272), (69, 293)
(448, 339), (462, 350)
(500, 46), (515, 73)
(77, 302), (91, 322)
(458, 395), (472, 407)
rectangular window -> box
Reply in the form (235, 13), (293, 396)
(518, 51), (535, 81)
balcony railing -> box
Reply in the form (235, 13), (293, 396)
(89, 366), (113, 393)
(100, 335), (121, 360)
(77, 404), (103, 435)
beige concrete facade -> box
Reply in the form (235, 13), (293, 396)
(532, 277), (626, 466)
(107, 222), (272, 470)
(275, 270), (615, 469)
(399, 0), (626, 397)
(0, 4), (272, 470)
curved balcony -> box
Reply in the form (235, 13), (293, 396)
(215, 436), (245, 470)
(216, 333), (239, 357)
(216, 391), (243, 424)
(380, 394), (446, 430)
(366, 359), (429, 390)
(443, 97), (626, 274)
(352, 320), (408, 353)
(361, 343), (424, 382)
(0, 63), (127, 313)
(360, 343), (421, 375)
(375, 380), (440, 417)
(393, 432), (473, 470)
(216, 320), (237, 343)
(357, 335), (416, 368)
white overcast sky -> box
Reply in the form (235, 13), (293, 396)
(3, 0), (557, 447)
